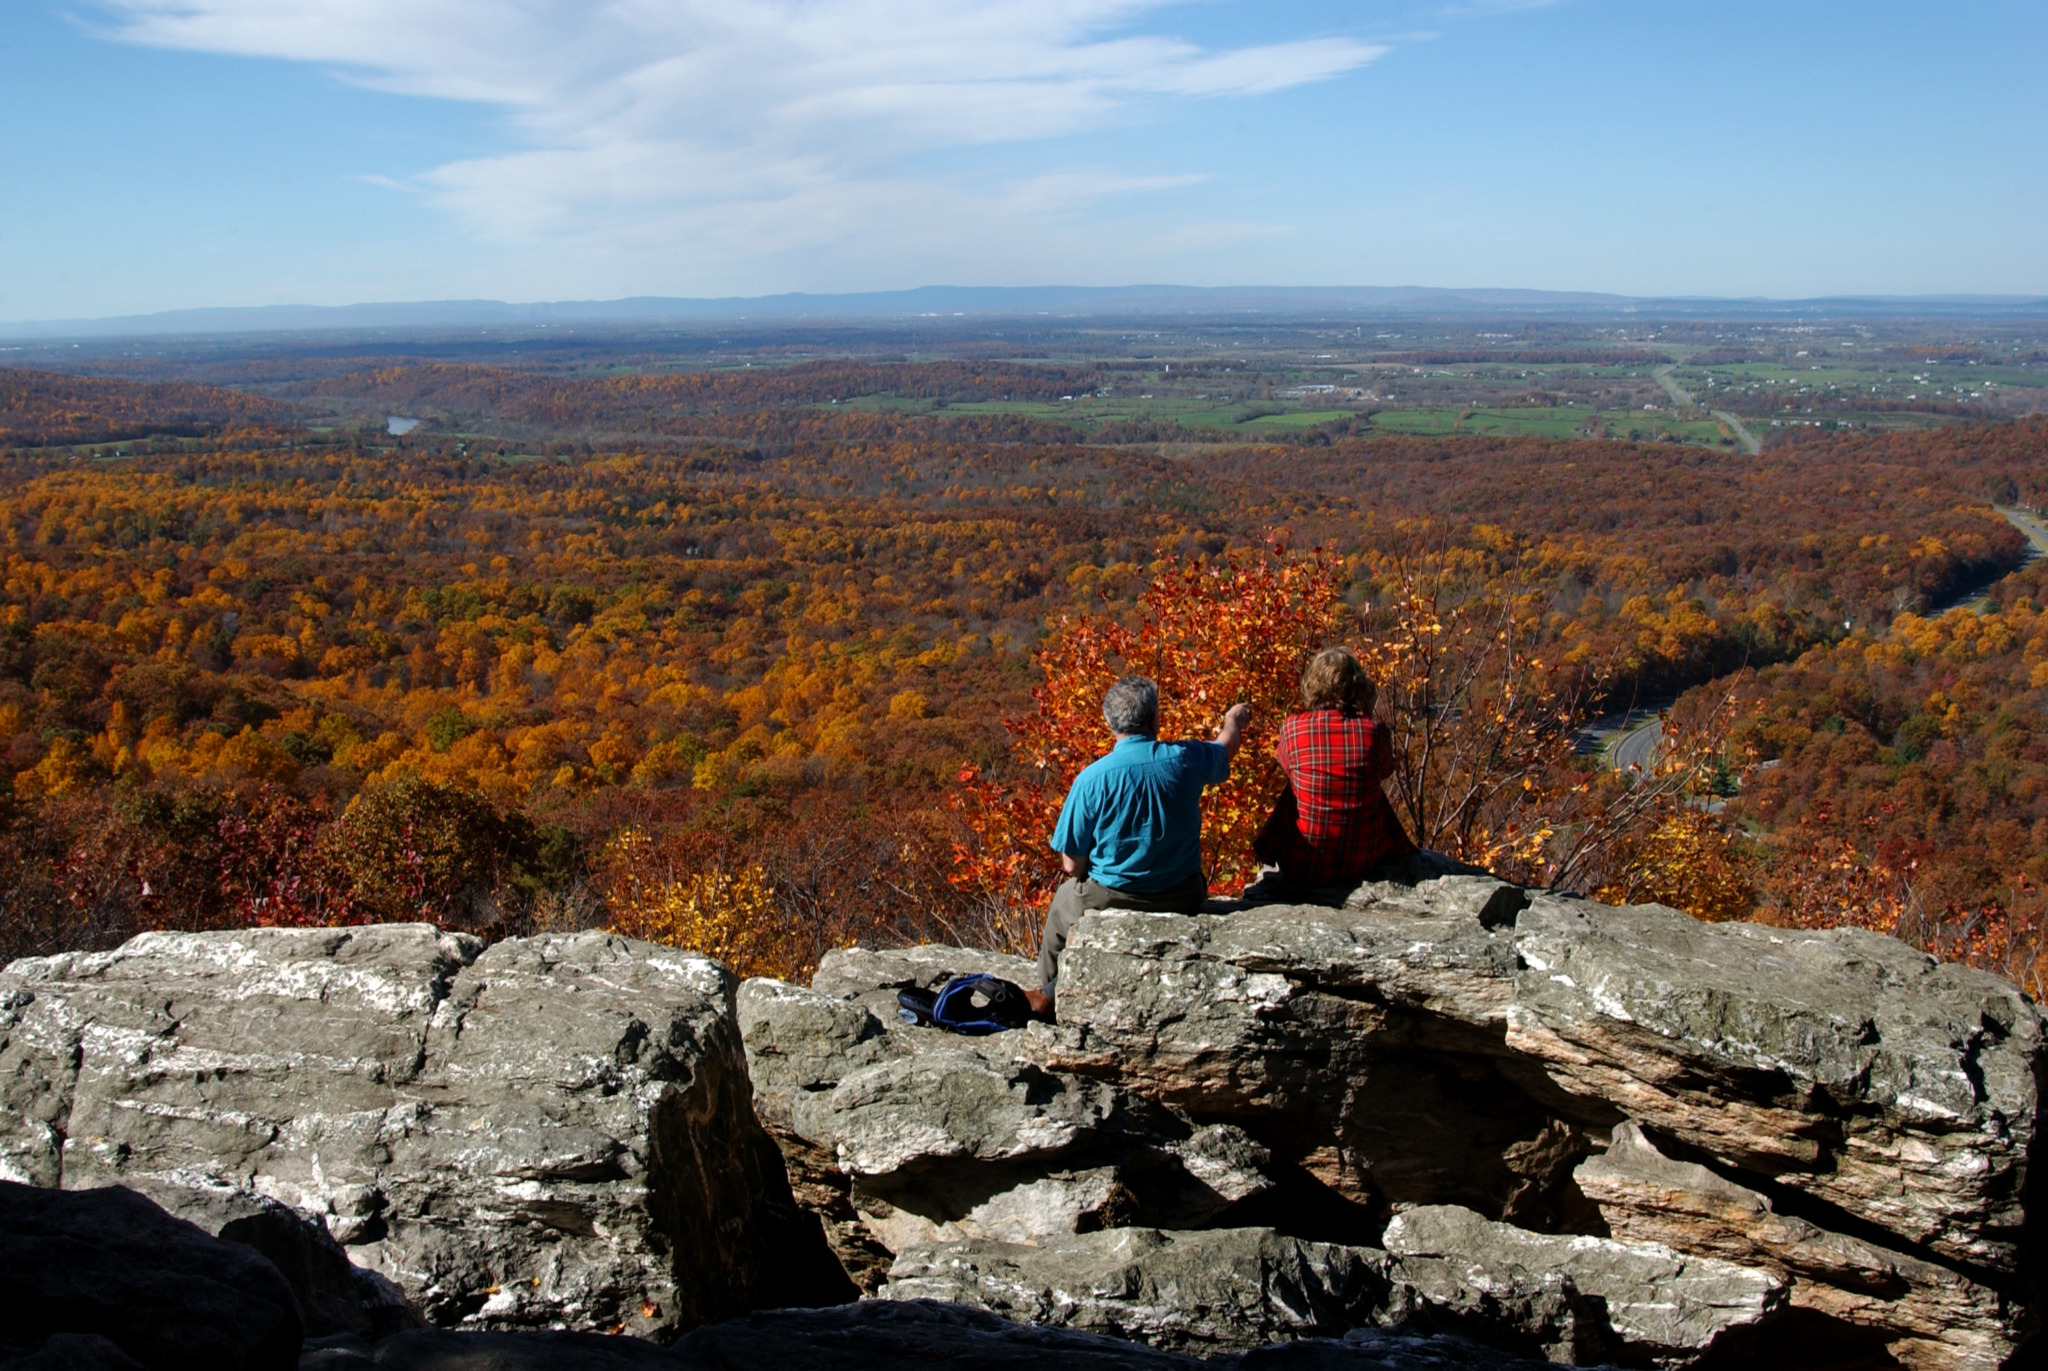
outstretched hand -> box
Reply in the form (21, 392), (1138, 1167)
(1216, 702), (1251, 757)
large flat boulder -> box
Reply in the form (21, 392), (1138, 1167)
(1509, 900), (2041, 1275)
(1049, 884), (1606, 1231)
(1042, 886), (2040, 1364)
(0, 926), (850, 1338)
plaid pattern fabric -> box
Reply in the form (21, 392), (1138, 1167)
(1266, 709), (1414, 887)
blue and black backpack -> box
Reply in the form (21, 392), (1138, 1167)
(897, 973), (1032, 1035)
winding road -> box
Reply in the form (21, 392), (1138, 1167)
(1591, 507), (2048, 772)
(1576, 704), (1670, 774)
(1997, 505), (2048, 557)
(1654, 364), (1760, 455)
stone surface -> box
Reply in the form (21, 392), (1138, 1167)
(1575, 1121), (2017, 1370)
(734, 976), (898, 1134)
(307, 1302), (1560, 1371)
(1509, 899), (2041, 1275)
(10, 874), (2042, 1368)
(740, 972), (1274, 1257)
(881, 1227), (1396, 1354)
(1232, 1326), (1585, 1370)
(678, 1302), (1566, 1371)
(0, 1179), (302, 1371)
(0, 926), (850, 1339)
(1049, 889), (1602, 1231)
(809, 944), (1038, 1003)
(1041, 884), (2039, 1361)
(0, 1334), (151, 1371)
(1383, 1204), (1785, 1367)
(882, 1211), (1782, 1366)
(808, 944), (1040, 1035)
(117, 1173), (415, 1341)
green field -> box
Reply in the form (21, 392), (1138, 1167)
(1239, 409), (1354, 430)
(823, 391), (1764, 448)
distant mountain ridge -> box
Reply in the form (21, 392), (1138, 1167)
(5, 284), (2046, 340)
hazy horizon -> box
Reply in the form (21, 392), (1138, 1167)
(8, 282), (2048, 343)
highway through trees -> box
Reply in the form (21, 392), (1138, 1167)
(1591, 507), (2048, 774)
(1654, 364), (1760, 455)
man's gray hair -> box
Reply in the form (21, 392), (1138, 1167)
(1103, 675), (1160, 737)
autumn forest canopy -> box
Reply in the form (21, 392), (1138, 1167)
(2, 314), (2046, 991)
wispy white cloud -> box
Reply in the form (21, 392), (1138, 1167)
(87, 1), (1385, 290)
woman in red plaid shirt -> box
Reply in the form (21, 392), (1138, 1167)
(1254, 646), (1415, 895)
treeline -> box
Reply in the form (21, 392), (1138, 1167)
(292, 360), (1112, 427)
(1, 369), (289, 447)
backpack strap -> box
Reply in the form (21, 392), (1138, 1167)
(932, 973), (1026, 1035)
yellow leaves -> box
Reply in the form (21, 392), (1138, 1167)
(13, 736), (91, 802)
(602, 829), (793, 979)
(888, 690), (929, 720)
(586, 731), (642, 784)
(1593, 810), (1755, 923)
(215, 727), (300, 785)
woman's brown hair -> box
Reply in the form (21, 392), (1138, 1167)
(1300, 646), (1377, 716)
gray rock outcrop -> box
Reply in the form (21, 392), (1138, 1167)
(679, 1300), (1566, 1371)
(0, 925), (850, 1340)
(739, 965), (1271, 1263)
(290, 1301), (1567, 1370)
(760, 876), (2041, 1367)
(1574, 1121), (2014, 1370)
(1507, 901), (2039, 1274)
(876, 1211), (1778, 1366)
(4, 863), (2040, 1369)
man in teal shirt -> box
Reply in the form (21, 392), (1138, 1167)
(1027, 675), (1249, 1014)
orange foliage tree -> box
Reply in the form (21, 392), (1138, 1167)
(951, 545), (1350, 942)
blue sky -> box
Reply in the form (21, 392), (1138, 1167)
(3, 0), (2043, 321)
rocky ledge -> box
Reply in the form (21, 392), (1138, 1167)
(743, 876), (2042, 1369)
(0, 873), (2040, 1369)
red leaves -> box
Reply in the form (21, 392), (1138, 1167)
(952, 544), (1350, 913)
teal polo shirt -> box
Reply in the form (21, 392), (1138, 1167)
(1049, 736), (1231, 894)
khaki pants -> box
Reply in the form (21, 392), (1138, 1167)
(1036, 870), (1209, 992)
